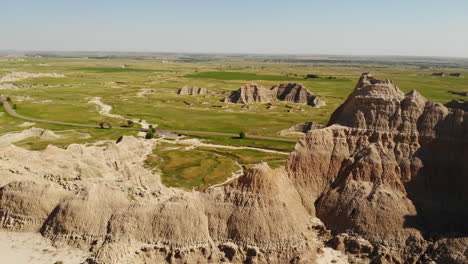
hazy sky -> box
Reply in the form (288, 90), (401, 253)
(2, 0), (468, 57)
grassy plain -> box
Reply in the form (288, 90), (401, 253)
(1, 54), (467, 188)
(144, 142), (287, 190)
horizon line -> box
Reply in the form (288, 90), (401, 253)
(2, 49), (468, 60)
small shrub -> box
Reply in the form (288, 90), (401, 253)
(12, 104), (17, 109)
(127, 120), (134, 127)
(239, 131), (246, 139)
(145, 131), (154, 139)
(305, 74), (319, 79)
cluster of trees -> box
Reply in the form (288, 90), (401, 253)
(98, 122), (112, 129)
(304, 74), (337, 79)
(304, 74), (319, 79)
(145, 125), (157, 139)
(4, 96), (17, 109)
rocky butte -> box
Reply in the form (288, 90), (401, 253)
(223, 83), (275, 104)
(224, 82), (325, 107)
(177, 86), (211, 95)
(270, 83), (325, 107)
(0, 73), (466, 263)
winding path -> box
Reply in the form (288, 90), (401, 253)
(0, 96), (298, 143)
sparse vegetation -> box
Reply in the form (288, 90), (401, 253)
(73, 66), (169, 73)
(184, 71), (302, 81)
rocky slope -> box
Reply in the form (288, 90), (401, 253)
(0, 73), (466, 264)
(271, 83), (325, 107)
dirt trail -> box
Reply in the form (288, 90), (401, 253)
(157, 138), (290, 155)
(209, 161), (244, 189)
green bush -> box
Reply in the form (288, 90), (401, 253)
(145, 131), (154, 139)
(305, 74), (319, 79)
(239, 131), (246, 139)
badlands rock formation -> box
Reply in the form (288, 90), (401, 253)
(0, 73), (466, 264)
(225, 82), (325, 107)
(223, 83), (275, 104)
(288, 73), (468, 263)
(177, 86), (211, 95)
(0, 133), (327, 263)
(271, 83), (325, 107)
